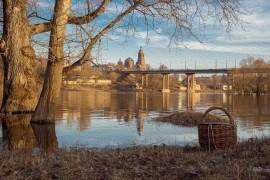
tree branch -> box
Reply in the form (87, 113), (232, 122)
(68, 0), (112, 25)
(29, 0), (112, 36)
(29, 21), (52, 36)
(63, 0), (143, 74)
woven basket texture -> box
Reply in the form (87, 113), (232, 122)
(198, 107), (237, 151)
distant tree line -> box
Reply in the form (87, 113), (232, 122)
(229, 57), (270, 94)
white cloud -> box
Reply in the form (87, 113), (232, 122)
(215, 14), (270, 43)
(133, 29), (270, 55)
(134, 31), (148, 38)
(134, 30), (169, 43)
(215, 0), (270, 44)
(183, 41), (270, 55)
(112, 0), (270, 57)
(133, 26), (270, 56)
(190, 0), (270, 55)
(216, 35), (270, 44)
(151, 34), (168, 42)
(108, 35), (122, 41)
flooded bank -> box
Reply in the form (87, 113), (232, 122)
(1, 90), (270, 150)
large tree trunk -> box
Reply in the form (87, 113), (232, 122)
(0, 0), (39, 113)
(31, 0), (72, 123)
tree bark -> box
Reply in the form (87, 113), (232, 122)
(0, 0), (39, 113)
(31, 0), (72, 123)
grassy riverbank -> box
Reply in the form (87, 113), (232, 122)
(1, 137), (270, 179)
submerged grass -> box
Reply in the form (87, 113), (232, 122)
(156, 111), (228, 127)
(1, 137), (270, 179)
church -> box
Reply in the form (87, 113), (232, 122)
(118, 47), (147, 70)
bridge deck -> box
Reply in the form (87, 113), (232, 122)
(111, 68), (270, 75)
(118, 69), (229, 74)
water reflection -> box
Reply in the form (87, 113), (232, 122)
(186, 93), (201, 110)
(135, 110), (145, 136)
(225, 94), (270, 129)
(2, 114), (36, 151)
(56, 91), (270, 132)
(1, 114), (58, 152)
(1, 91), (270, 149)
(31, 123), (58, 152)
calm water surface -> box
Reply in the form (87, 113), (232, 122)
(1, 90), (270, 150)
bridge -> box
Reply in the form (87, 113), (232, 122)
(112, 68), (270, 93)
(119, 68), (229, 74)
(115, 68), (230, 93)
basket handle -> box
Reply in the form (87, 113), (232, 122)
(201, 107), (234, 124)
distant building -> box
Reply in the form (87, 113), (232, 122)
(179, 86), (187, 91)
(117, 58), (123, 66)
(196, 84), (201, 91)
(182, 78), (200, 91)
(222, 85), (232, 90)
(136, 47), (146, 70)
(124, 57), (134, 68)
(123, 47), (147, 70)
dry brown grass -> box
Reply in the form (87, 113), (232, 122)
(156, 111), (228, 127)
(1, 137), (270, 179)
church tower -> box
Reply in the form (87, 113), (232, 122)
(136, 47), (146, 70)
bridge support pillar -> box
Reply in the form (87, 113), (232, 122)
(186, 73), (195, 93)
(162, 92), (170, 110)
(187, 92), (195, 110)
(162, 74), (170, 93)
(141, 74), (149, 86)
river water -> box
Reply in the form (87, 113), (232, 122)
(1, 90), (270, 150)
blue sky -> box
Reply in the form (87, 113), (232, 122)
(98, 0), (270, 69)
(32, 0), (270, 70)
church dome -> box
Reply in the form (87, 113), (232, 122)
(124, 57), (134, 68)
(125, 57), (134, 62)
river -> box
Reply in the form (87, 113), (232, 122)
(1, 90), (270, 150)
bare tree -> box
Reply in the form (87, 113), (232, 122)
(252, 58), (268, 94)
(233, 57), (270, 94)
(239, 57), (256, 94)
(31, 0), (72, 122)
(160, 64), (168, 70)
(0, 0), (247, 122)
(212, 74), (221, 89)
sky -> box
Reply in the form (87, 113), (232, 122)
(98, 0), (270, 70)
(32, 0), (270, 70)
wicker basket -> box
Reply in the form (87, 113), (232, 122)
(198, 107), (237, 151)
